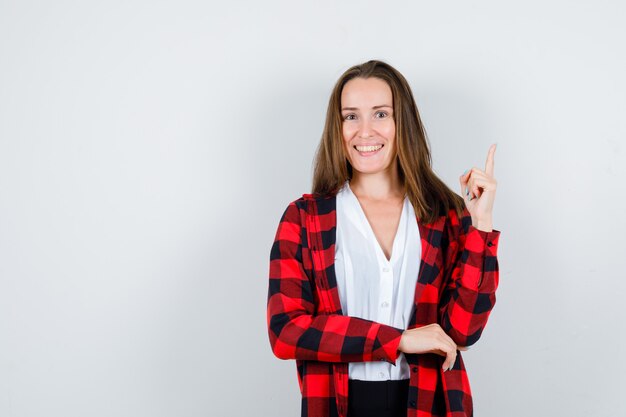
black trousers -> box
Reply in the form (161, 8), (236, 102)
(347, 379), (410, 417)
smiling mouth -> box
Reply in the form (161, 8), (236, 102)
(354, 144), (384, 152)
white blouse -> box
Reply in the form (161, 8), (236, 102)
(334, 180), (421, 381)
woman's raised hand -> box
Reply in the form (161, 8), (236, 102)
(459, 143), (497, 231)
(397, 323), (468, 372)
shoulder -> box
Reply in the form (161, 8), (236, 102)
(296, 192), (336, 212)
(278, 192), (334, 220)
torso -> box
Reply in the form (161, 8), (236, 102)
(352, 194), (405, 261)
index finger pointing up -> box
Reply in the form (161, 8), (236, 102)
(485, 143), (496, 176)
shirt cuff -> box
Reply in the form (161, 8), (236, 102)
(372, 324), (405, 365)
(466, 225), (500, 257)
(460, 226), (501, 289)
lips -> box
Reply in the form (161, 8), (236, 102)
(354, 144), (383, 152)
(353, 143), (384, 157)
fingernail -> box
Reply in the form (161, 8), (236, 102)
(465, 187), (468, 195)
(463, 169), (469, 176)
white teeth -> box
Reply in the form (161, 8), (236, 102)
(355, 144), (383, 152)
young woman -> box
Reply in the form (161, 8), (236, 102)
(267, 60), (500, 417)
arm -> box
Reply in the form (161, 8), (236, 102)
(267, 200), (405, 364)
(439, 204), (501, 347)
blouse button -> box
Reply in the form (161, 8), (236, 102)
(382, 267), (390, 272)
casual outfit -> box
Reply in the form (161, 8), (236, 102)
(335, 180), (420, 381)
(336, 180), (416, 416)
(267, 182), (501, 417)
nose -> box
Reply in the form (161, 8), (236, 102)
(358, 118), (374, 139)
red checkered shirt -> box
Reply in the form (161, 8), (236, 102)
(267, 192), (501, 417)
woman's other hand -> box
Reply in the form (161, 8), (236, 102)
(459, 143), (497, 231)
(398, 323), (469, 371)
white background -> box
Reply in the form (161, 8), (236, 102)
(1, 1), (624, 416)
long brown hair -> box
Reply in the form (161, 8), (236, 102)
(311, 59), (465, 224)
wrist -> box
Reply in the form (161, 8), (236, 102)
(397, 332), (405, 353)
(472, 218), (493, 232)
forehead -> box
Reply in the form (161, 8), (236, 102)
(341, 77), (392, 108)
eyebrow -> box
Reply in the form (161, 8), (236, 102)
(341, 105), (392, 111)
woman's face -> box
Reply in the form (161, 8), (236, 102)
(340, 76), (396, 177)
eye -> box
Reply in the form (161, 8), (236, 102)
(375, 111), (388, 118)
(343, 114), (356, 121)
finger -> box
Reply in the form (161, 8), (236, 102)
(438, 336), (457, 358)
(434, 325), (457, 349)
(466, 175), (477, 200)
(468, 176), (496, 200)
(437, 334), (458, 371)
(449, 349), (458, 371)
(462, 168), (488, 200)
(429, 328), (457, 371)
(459, 171), (470, 197)
(485, 144), (496, 177)
(466, 179), (481, 201)
(432, 348), (448, 358)
(467, 167), (489, 179)
(442, 346), (457, 371)
(471, 179), (482, 200)
(436, 332), (458, 362)
(427, 326), (457, 364)
(441, 348), (451, 370)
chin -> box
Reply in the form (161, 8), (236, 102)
(351, 164), (388, 175)
(349, 158), (388, 172)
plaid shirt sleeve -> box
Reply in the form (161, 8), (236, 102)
(267, 200), (405, 365)
(439, 204), (501, 347)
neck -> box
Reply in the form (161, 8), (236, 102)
(349, 167), (404, 201)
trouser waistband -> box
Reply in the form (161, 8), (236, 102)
(348, 378), (409, 416)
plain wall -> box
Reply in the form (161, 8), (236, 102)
(1, 1), (624, 416)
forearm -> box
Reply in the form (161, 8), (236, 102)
(267, 306), (404, 364)
(439, 224), (501, 346)
(473, 220), (493, 232)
